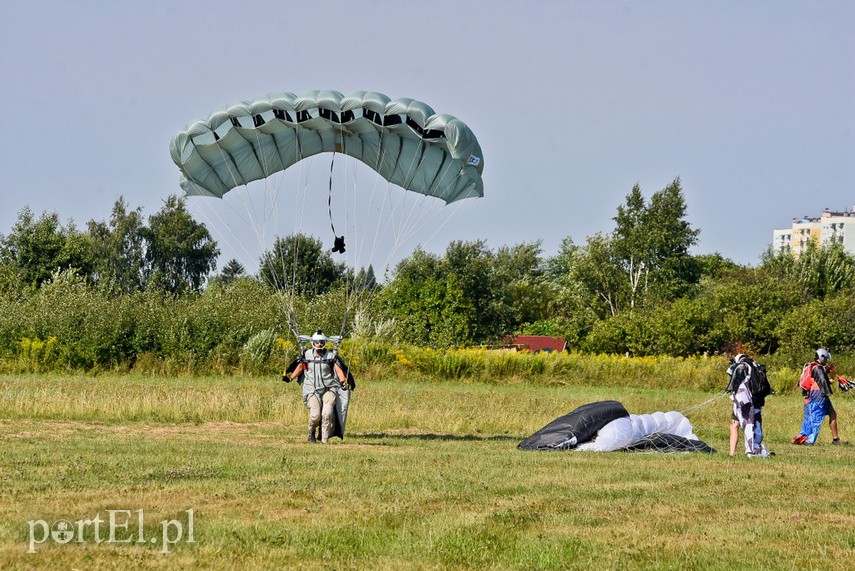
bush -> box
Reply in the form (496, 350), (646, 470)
(774, 292), (855, 364)
(0, 268), (851, 384)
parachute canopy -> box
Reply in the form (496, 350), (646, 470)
(518, 401), (715, 453)
(170, 90), (484, 203)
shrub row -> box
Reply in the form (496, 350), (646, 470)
(1, 272), (852, 390)
(577, 286), (855, 361)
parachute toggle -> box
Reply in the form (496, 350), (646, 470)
(332, 235), (346, 254)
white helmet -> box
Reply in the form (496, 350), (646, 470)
(733, 354), (747, 363)
(816, 348), (831, 364)
(311, 330), (327, 345)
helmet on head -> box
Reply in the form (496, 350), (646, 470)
(312, 330), (327, 345)
(816, 348), (831, 364)
(733, 354), (747, 363)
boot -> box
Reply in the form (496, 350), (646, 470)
(307, 426), (317, 443)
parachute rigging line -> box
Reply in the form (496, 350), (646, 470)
(172, 89), (485, 346)
(210, 142), (294, 328)
(680, 392), (729, 417)
(335, 143), (470, 338)
(328, 152), (346, 254)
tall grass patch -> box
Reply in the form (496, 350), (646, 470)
(387, 348), (742, 392)
(1, 375), (853, 569)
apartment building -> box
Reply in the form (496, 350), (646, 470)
(772, 205), (855, 257)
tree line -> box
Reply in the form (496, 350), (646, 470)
(0, 196), (218, 295)
(1, 178), (853, 373)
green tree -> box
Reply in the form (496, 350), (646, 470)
(259, 233), (344, 297)
(0, 207), (93, 288)
(354, 264), (378, 292)
(760, 241), (855, 299)
(494, 241), (553, 330)
(612, 178), (700, 310)
(549, 179), (700, 322)
(219, 259), (247, 285)
(774, 292), (855, 360)
(444, 240), (500, 340)
(379, 248), (470, 346)
(538, 236), (603, 347)
(87, 197), (145, 293)
(569, 233), (626, 317)
(644, 179), (702, 299)
(546, 236), (577, 284)
(693, 253), (739, 280)
(141, 195), (219, 294)
(612, 184), (648, 310)
(381, 240), (560, 345)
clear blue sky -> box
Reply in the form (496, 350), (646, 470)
(1, 1), (853, 269)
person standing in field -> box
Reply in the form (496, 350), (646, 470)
(287, 330), (349, 443)
(791, 348), (850, 446)
(726, 353), (773, 457)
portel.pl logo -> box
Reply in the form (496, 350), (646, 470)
(27, 509), (194, 554)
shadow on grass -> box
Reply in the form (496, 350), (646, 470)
(353, 432), (521, 442)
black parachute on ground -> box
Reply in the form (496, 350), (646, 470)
(518, 400), (715, 453)
(518, 401), (629, 450)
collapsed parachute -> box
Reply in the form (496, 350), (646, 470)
(518, 401), (715, 453)
(170, 90), (484, 203)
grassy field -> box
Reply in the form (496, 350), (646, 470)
(1, 374), (854, 570)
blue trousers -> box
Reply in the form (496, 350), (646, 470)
(798, 393), (834, 445)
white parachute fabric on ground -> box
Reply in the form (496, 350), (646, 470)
(575, 411), (699, 452)
(518, 401), (715, 453)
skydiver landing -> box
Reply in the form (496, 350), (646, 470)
(284, 330), (354, 443)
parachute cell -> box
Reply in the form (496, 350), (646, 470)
(170, 90), (484, 204)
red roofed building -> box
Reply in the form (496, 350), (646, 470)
(506, 335), (567, 353)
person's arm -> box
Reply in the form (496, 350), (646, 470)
(290, 362), (306, 381)
(828, 364), (854, 391)
(813, 365), (833, 395)
(726, 363), (747, 394)
(334, 362), (348, 388)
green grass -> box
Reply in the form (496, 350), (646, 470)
(1, 374), (854, 569)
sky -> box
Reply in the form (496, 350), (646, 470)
(1, 1), (853, 272)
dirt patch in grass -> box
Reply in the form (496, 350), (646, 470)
(0, 419), (390, 451)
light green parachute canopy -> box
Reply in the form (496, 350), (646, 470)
(170, 90), (484, 203)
